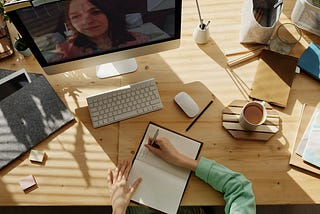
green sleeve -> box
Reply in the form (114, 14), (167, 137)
(195, 157), (256, 214)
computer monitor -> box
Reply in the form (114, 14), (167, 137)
(5, 0), (181, 78)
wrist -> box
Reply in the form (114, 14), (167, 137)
(177, 154), (198, 171)
(112, 206), (126, 214)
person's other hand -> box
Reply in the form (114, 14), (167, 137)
(107, 160), (142, 214)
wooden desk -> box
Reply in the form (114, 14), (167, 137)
(1, 0), (320, 206)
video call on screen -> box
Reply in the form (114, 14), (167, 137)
(17, 0), (176, 64)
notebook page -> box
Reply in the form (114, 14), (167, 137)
(128, 160), (187, 214)
(127, 122), (202, 214)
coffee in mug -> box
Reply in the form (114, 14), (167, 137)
(239, 101), (267, 131)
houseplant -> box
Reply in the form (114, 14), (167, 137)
(0, 0), (14, 58)
(1, 1), (31, 57)
(0, 0), (9, 22)
(313, 0), (320, 7)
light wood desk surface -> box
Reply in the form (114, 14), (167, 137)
(1, 0), (320, 206)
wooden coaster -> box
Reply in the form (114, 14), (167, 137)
(222, 100), (280, 141)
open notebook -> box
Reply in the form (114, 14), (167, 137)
(127, 122), (202, 214)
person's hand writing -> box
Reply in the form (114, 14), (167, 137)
(145, 137), (198, 171)
(107, 160), (142, 214)
(145, 137), (181, 164)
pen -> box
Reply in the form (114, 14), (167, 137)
(150, 129), (159, 147)
(273, 0), (283, 9)
(205, 21), (210, 30)
(186, 100), (213, 131)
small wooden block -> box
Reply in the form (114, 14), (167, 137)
(222, 100), (280, 141)
(29, 150), (45, 163)
(222, 122), (279, 133)
(19, 175), (37, 191)
(228, 130), (274, 141)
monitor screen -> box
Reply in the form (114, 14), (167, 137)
(7, 0), (181, 78)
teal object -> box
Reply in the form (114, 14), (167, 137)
(297, 42), (320, 80)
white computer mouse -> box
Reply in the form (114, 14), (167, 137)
(174, 92), (199, 117)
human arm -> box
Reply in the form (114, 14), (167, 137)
(107, 160), (142, 214)
(145, 138), (256, 214)
(196, 157), (256, 214)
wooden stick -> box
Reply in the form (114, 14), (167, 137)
(224, 45), (266, 57)
(227, 48), (264, 67)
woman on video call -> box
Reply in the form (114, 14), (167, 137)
(55, 0), (147, 60)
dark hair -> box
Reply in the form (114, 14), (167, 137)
(65, 0), (134, 50)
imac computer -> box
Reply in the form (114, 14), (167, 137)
(5, 0), (181, 78)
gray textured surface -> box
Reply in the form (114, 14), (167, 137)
(0, 70), (74, 169)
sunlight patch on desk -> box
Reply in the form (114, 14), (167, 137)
(1, 156), (112, 205)
(62, 135), (96, 144)
(287, 169), (319, 202)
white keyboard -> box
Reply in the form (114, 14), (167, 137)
(86, 78), (163, 128)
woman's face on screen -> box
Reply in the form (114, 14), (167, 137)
(68, 0), (109, 39)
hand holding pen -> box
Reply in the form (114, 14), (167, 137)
(146, 137), (181, 165)
(149, 129), (159, 148)
(145, 137), (198, 171)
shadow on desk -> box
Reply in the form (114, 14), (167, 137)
(75, 106), (119, 164)
(195, 37), (228, 69)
